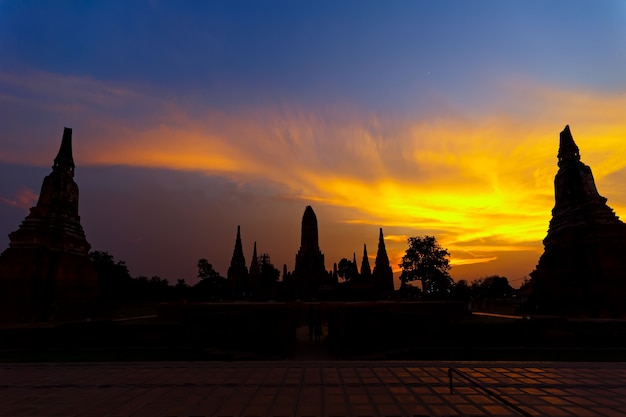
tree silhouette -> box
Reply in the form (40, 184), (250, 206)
(90, 250), (133, 302)
(197, 258), (220, 280)
(399, 235), (453, 298)
(451, 279), (471, 301)
(472, 275), (513, 300)
(337, 258), (358, 282)
(195, 258), (227, 300)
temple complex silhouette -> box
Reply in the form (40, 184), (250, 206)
(225, 205), (395, 300)
(0, 128), (99, 321)
(530, 125), (626, 316)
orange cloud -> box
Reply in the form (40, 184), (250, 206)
(450, 257), (498, 266)
(0, 188), (38, 210)
(3, 70), (626, 281)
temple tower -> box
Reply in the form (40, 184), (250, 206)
(372, 228), (394, 293)
(531, 125), (626, 316)
(227, 225), (248, 295)
(0, 127), (99, 321)
(294, 205), (326, 298)
(248, 241), (260, 292)
(360, 244), (372, 280)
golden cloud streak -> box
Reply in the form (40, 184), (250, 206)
(75, 90), (626, 279)
(3, 70), (626, 280)
(450, 257), (498, 266)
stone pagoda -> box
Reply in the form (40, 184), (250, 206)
(226, 225), (248, 296)
(530, 125), (626, 316)
(0, 127), (99, 321)
(293, 205), (327, 299)
(360, 243), (372, 281)
(372, 228), (394, 293)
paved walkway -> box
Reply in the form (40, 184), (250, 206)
(1, 361), (626, 417)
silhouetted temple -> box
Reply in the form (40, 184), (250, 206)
(360, 243), (371, 280)
(531, 125), (626, 316)
(227, 225), (248, 295)
(249, 241), (260, 293)
(372, 228), (394, 293)
(293, 205), (327, 299)
(0, 128), (99, 321)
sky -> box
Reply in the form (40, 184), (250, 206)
(1, 1), (626, 288)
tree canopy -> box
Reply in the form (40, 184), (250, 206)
(337, 258), (359, 282)
(399, 235), (453, 298)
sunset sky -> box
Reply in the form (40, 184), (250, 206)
(1, 1), (626, 287)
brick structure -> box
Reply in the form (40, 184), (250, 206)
(531, 125), (626, 316)
(0, 128), (98, 321)
(293, 205), (327, 299)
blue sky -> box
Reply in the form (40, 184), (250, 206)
(1, 1), (626, 285)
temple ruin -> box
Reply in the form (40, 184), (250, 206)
(530, 125), (626, 316)
(0, 128), (99, 321)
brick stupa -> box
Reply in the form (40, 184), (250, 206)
(530, 125), (626, 316)
(0, 128), (99, 321)
(293, 205), (327, 299)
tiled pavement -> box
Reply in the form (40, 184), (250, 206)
(1, 361), (626, 417)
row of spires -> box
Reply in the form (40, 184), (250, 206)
(225, 211), (394, 296)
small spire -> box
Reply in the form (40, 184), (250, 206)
(53, 127), (75, 174)
(361, 243), (372, 278)
(250, 241), (260, 275)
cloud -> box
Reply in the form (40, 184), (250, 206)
(2, 69), (626, 281)
(450, 257), (498, 266)
(0, 188), (38, 210)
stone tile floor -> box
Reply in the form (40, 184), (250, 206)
(1, 361), (625, 417)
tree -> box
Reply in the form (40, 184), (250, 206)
(399, 235), (453, 298)
(451, 279), (471, 301)
(90, 250), (133, 301)
(337, 258), (358, 282)
(195, 258), (227, 300)
(197, 258), (220, 281)
(473, 275), (513, 300)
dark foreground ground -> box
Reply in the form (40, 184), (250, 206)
(2, 361), (625, 417)
(3, 311), (626, 363)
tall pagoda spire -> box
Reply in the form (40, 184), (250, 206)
(372, 228), (394, 293)
(352, 252), (359, 278)
(250, 241), (260, 276)
(53, 127), (75, 175)
(360, 243), (372, 280)
(300, 205), (319, 252)
(294, 205), (326, 299)
(557, 125), (580, 167)
(227, 225), (248, 293)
